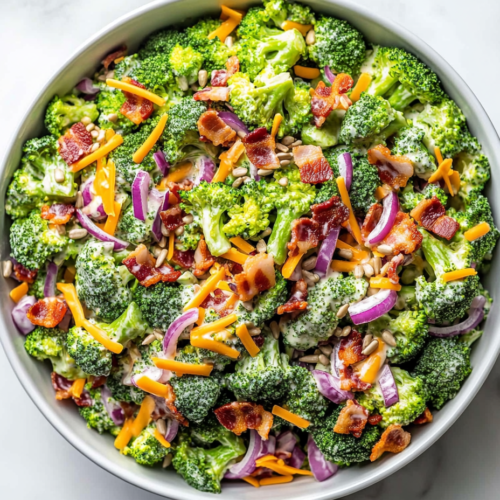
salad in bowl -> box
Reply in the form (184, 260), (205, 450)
(4, 0), (497, 494)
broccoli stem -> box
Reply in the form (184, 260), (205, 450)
(388, 84), (416, 111)
(267, 207), (297, 265)
(202, 207), (231, 257)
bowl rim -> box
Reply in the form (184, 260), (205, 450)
(1, 1), (500, 499)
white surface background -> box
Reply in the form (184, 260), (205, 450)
(1, 1), (500, 499)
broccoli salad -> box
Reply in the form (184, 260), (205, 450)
(6, 1), (497, 493)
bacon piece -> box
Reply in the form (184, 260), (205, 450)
(13, 261), (37, 283)
(293, 145), (333, 184)
(379, 212), (423, 255)
(121, 401), (139, 420)
(368, 145), (413, 189)
(171, 249), (195, 269)
(216, 258), (243, 276)
(413, 407), (433, 425)
(119, 77), (154, 125)
(41, 204), (75, 225)
(339, 365), (372, 392)
(27, 298), (68, 328)
(334, 400), (369, 438)
(410, 197), (459, 240)
(277, 279), (308, 315)
(193, 238), (216, 277)
(102, 44), (127, 69)
(215, 402), (273, 440)
(197, 110), (236, 146)
(200, 288), (230, 314)
(339, 330), (367, 366)
(160, 206), (184, 231)
(165, 384), (189, 427)
(210, 56), (240, 87)
(90, 376), (107, 389)
(368, 414), (383, 426)
(287, 218), (319, 258)
(167, 180), (194, 202)
(58, 122), (93, 165)
(386, 254), (404, 285)
(370, 425), (411, 462)
(122, 244), (181, 287)
(311, 75), (354, 127)
(234, 253), (276, 302)
(194, 87), (230, 102)
(242, 127), (280, 170)
(51, 372), (92, 406)
(361, 203), (383, 241)
(311, 196), (349, 239)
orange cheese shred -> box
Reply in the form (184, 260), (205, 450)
(63, 265), (76, 284)
(94, 159), (116, 216)
(191, 313), (238, 336)
(428, 158), (453, 183)
(106, 79), (166, 106)
(70, 133), (124, 172)
(336, 177), (363, 244)
(134, 375), (170, 398)
(281, 252), (304, 279)
(242, 476), (260, 488)
(229, 236), (256, 254)
(154, 428), (171, 448)
(350, 73), (372, 102)
(132, 114), (168, 164)
(183, 267), (226, 310)
(196, 307), (206, 325)
(441, 268), (477, 282)
(114, 418), (134, 450)
(56, 283), (85, 326)
(434, 147), (444, 165)
(369, 277), (402, 291)
(10, 282), (28, 303)
(219, 247), (249, 265)
(236, 324), (260, 357)
(82, 320), (123, 354)
(336, 240), (370, 261)
(165, 161), (192, 184)
(208, 6), (243, 41)
(448, 170), (461, 195)
(271, 113), (283, 138)
(70, 378), (86, 399)
(255, 455), (278, 466)
(263, 461), (314, 476)
(167, 233), (175, 261)
(272, 405), (310, 429)
(152, 357), (213, 377)
(293, 66), (320, 79)
(217, 281), (234, 293)
(190, 335), (240, 359)
(131, 395), (156, 437)
(331, 260), (358, 273)
(259, 475), (294, 486)
(103, 201), (122, 236)
(464, 222), (491, 241)
(213, 140), (245, 183)
(282, 21), (312, 36)
(375, 185), (392, 201)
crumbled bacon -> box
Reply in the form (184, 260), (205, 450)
(311, 75), (354, 127)
(13, 261), (37, 283)
(361, 203), (384, 241)
(338, 330), (367, 366)
(200, 288), (230, 314)
(333, 400), (369, 438)
(242, 127), (280, 170)
(167, 180), (193, 202)
(339, 366), (372, 392)
(41, 204), (75, 225)
(165, 384), (189, 427)
(120, 401), (139, 419)
(210, 56), (240, 87)
(122, 244), (181, 286)
(368, 414), (383, 426)
(58, 122), (93, 165)
(277, 279), (308, 315)
(90, 376), (107, 389)
(27, 298), (68, 328)
(413, 407), (433, 425)
(293, 145), (333, 184)
(234, 253), (276, 302)
(386, 254), (404, 285)
(102, 44), (127, 69)
(216, 258), (243, 276)
(194, 87), (230, 102)
(379, 212), (423, 255)
(368, 145), (413, 189)
(119, 77), (154, 125)
(160, 206), (184, 231)
(215, 402), (273, 440)
(171, 249), (195, 269)
(370, 425), (411, 462)
(197, 110), (236, 146)
(193, 238), (216, 277)
(287, 218), (320, 257)
(410, 196), (459, 240)
(311, 196), (349, 239)
(51, 372), (93, 406)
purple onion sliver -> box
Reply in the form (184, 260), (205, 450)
(153, 150), (170, 176)
(227, 429), (262, 478)
(312, 370), (353, 404)
(100, 385), (125, 426)
(191, 156), (215, 186)
(249, 162), (260, 181)
(258, 434), (276, 458)
(58, 308), (72, 332)
(287, 445), (306, 469)
(218, 111), (250, 136)
(315, 226), (340, 277)
(163, 308), (199, 359)
(289, 256), (303, 281)
(348, 289), (398, 325)
(378, 364), (399, 407)
(367, 191), (399, 244)
(324, 66), (336, 84)
(76, 210), (129, 250)
(151, 190), (170, 242)
(165, 418), (180, 442)
(132, 170), (151, 221)
(76, 77), (100, 95)
(12, 295), (36, 335)
(338, 152), (353, 191)
(44, 262), (59, 298)
(81, 177), (94, 206)
(276, 431), (297, 457)
(307, 434), (338, 482)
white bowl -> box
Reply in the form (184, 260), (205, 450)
(1, 1), (499, 498)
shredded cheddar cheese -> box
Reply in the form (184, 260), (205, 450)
(219, 247), (249, 265)
(428, 158), (453, 183)
(213, 140), (245, 183)
(293, 66), (320, 79)
(190, 335), (240, 359)
(165, 161), (192, 184)
(183, 267), (226, 310)
(336, 177), (363, 244)
(196, 307), (206, 325)
(106, 79), (166, 106)
(10, 282), (28, 303)
(375, 185), (392, 201)
(242, 476), (260, 488)
(208, 5), (243, 41)
(134, 375), (170, 398)
(259, 475), (294, 486)
(350, 73), (372, 102)
(217, 281), (234, 293)
(63, 265), (76, 284)
(434, 147), (444, 165)
(103, 201), (122, 236)
(330, 260), (358, 273)
(229, 236), (255, 254)
(70, 133), (123, 172)
(464, 222), (491, 241)
(82, 320), (123, 354)
(152, 357), (214, 376)
(94, 159), (116, 216)
(131, 395), (156, 437)
(154, 429), (171, 448)
(272, 405), (310, 428)
(271, 113), (283, 138)
(114, 418), (134, 450)
(132, 114), (168, 164)
(441, 268), (477, 282)
(236, 324), (260, 357)
(191, 313), (237, 336)
(336, 240), (370, 261)
(369, 277), (402, 291)
(56, 283), (85, 326)
(281, 252), (304, 279)
(167, 233), (175, 261)
(263, 461), (314, 476)
(282, 20), (312, 36)
(70, 378), (86, 399)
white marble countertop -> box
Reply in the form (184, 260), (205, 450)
(1, 0), (500, 498)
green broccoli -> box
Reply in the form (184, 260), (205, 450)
(263, 0), (316, 27)
(395, 285), (419, 311)
(311, 407), (382, 465)
(175, 221), (203, 251)
(6, 136), (77, 219)
(10, 210), (69, 270)
(398, 179), (447, 212)
(66, 326), (112, 376)
(301, 110), (343, 148)
(237, 6), (283, 41)
(123, 424), (169, 465)
(45, 94), (98, 137)
(454, 152), (491, 205)
(107, 353), (145, 404)
(75, 240), (132, 322)
(95, 89), (138, 135)
(170, 44), (203, 88)
(280, 79), (313, 137)
(79, 386), (120, 435)
(282, 274), (368, 349)
(100, 301), (147, 344)
(413, 337), (472, 409)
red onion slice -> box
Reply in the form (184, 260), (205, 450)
(226, 429), (262, 479)
(312, 370), (354, 404)
(44, 262), (59, 298)
(12, 295), (37, 335)
(218, 111), (249, 137)
(163, 308), (199, 359)
(165, 418), (180, 442)
(153, 150), (170, 176)
(315, 226), (340, 277)
(287, 445), (306, 469)
(259, 434), (276, 458)
(76, 210), (129, 250)
(366, 191), (399, 244)
(276, 431), (297, 459)
(429, 295), (486, 337)
(189, 156), (215, 186)
(324, 66), (336, 84)
(151, 190), (170, 242)
(307, 434), (338, 482)
(76, 77), (100, 95)
(132, 170), (151, 221)
(348, 289), (398, 325)
(100, 385), (125, 426)
(378, 364), (399, 407)
(249, 161), (260, 181)
(81, 176), (106, 220)
(58, 308), (72, 332)
(338, 152), (353, 191)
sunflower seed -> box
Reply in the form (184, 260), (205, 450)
(156, 419), (167, 435)
(107, 113), (118, 123)
(81, 116), (92, 125)
(159, 236), (167, 249)
(290, 140), (302, 147)
(302, 255), (317, 271)
(338, 248), (353, 260)
(270, 321), (280, 339)
(382, 329), (397, 347)
(198, 69), (208, 87)
(175, 226), (184, 236)
(341, 326), (352, 337)
(249, 327), (261, 336)
(362, 340), (379, 356)
(68, 228), (87, 240)
(319, 354), (330, 366)
(373, 256), (382, 275)
(380, 262), (390, 277)
(2, 260), (12, 278)
(232, 177), (244, 188)
(162, 454), (173, 468)
(241, 301), (254, 311)
(278, 177), (288, 187)
(257, 169), (274, 176)
(86, 123), (95, 132)
(319, 344), (333, 356)
(54, 168), (65, 183)
(277, 152), (293, 160)
(276, 143), (289, 153)
(75, 191), (84, 209)
(91, 143), (100, 153)
(362, 334), (373, 350)
(354, 264), (364, 279)
(224, 36), (234, 48)
(299, 355), (320, 363)
(155, 249), (168, 268)
(281, 136), (296, 146)
(161, 224), (170, 237)
(182, 215), (194, 224)
(363, 264), (374, 278)
(232, 167), (248, 177)
(306, 29), (316, 45)
(142, 334), (156, 345)
(280, 160), (291, 166)
(336, 303), (349, 319)
(377, 244), (394, 255)
(256, 239), (267, 253)
(333, 326), (343, 337)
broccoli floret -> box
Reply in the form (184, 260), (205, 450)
(411, 99), (479, 158)
(395, 285), (418, 311)
(415, 229), (479, 324)
(280, 79), (313, 137)
(392, 126), (437, 179)
(311, 407), (382, 465)
(237, 6), (283, 40)
(176, 344), (233, 372)
(95, 89), (138, 135)
(263, 0), (316, 27)
(454, 152), (491, 205)
(45, 94), (98, 137)
(314, 180), (340, 205)
(367, 310), (428, 364)
(264, 166), (316, 264)
(301, 110), (343, 148)
(107, 353), (145, 404)
(170, 44), (203, 87)
(66, 326), (112, 376)
(309, 15), (366, 75)
(99, 301), (147, 344)
(132, 281), (193, 330)
(283, 274), (368, 349)
(413, 337), (472, 409)
(10, 210), (69, 270)
(175, 222), (203, 251)
(138, 28), (188, 60)
(110, 116), (163, 186)
(398, 179), (447, 212)
(123, 424), (169, 465)
(6, 136), (77, 219)
(189, 413), (245, 450)
(226, 329), (288, 403)
(79, 386), (120, 435)
(75, 240), (132, 322)
(339, 93), (407, 146)
(358, 367), (426, 427)
(180, 181), (240, 256)
(28, 266), (47, 299)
